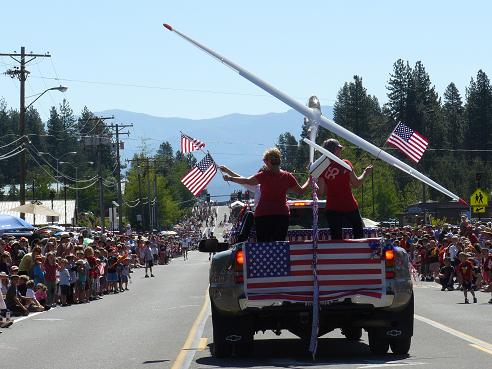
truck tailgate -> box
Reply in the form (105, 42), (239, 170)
(242, 238), (390, 308)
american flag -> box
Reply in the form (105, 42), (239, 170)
(181, 153), (217, 196)
(244, 240), (384, 303)
(180, 132), (205, 153)
(386, 122), (429, 163)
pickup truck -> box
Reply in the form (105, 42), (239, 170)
(200, 201), (413, 357)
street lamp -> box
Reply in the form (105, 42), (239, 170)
(25, 86), (68, 110)
(37, 151), (77, 196)
(60, 161), (94, 225)
(18, 85), (68, 219)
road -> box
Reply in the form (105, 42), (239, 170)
(2, 251), (491, 369)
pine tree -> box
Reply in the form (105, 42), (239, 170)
(443, 83), (465, 148)
(386, 59), (412, 124)
(276, 132), (299, 173)
(465, 70), (492, 159)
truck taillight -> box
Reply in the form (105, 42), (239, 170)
(385, 249), (395, 261)
(234, 249), (244, 283)
(236, 250), (244, 265)
(384, 249), (395, 279)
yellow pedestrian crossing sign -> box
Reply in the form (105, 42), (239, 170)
(470, 188), (488, 207)
(473, 206), (486, 213)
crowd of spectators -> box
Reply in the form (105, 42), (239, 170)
(0, 206), (208, 332)
(383, 215), (492, 304)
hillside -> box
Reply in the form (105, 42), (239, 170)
(97, 106), (334, 197)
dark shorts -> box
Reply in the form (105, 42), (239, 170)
(60, 285), (70, 296)
(107, 272), (118, 282)
(462, 281), (472, 290)
(254, 215), (289, 242)
(146, 260), (153, 268)
(325, 208), (364, 240)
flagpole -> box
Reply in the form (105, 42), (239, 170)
(163, 23), (465, 203)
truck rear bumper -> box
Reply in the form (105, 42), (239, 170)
(240, 294), (394, 309)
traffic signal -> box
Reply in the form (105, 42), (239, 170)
(206, 193), (211, 202)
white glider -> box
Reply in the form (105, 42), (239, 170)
(163, 23), (466, 204)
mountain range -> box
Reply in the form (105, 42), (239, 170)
(97, 106), (334, 198)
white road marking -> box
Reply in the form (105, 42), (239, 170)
(12, 311), (43, 324)
(415, 314), (492, 355)
(357, 362), (426, 368)
(32, 318), (63, 321)
(167, 304), (200, 310)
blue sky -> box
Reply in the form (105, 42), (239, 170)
(1, 1), (491, 123)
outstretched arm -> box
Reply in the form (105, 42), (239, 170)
(350, 165), (373, 188)
(223, 174), (259, 186)
(290, 177), (310, 195)
(219, 165), (241, 177)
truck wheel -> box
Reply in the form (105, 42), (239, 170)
(368, 333), (389, 355)
(390, 337), (411, 355)
(211, 304), (233, 358)
(342, 327), (362, 341)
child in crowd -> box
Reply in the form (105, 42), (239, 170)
(24, 280), (45, 312)
(44, 252), (58, 307)
(106, 249), (118, 294)
(0, 271), (9, 295)
(32, 255), (45, 286)
(5, 275), (29, 316)
(58, 259), (71, 306)
(67, 254), (77, 304)
(436, 257), (454, 291)
(0, 271), (13, 328)
(17, 275), (29, 296)
(35, 283), (48, 308)
(121, 258), (131, 291)
(75, 259), (87, 303)
(457, 252), (477, 304)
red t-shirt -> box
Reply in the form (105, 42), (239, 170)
(253, 170), (297, 217)
(322, 160), (358, 212)
(457, 260), (473, 281)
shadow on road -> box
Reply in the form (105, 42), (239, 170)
(196, 337), (410, 367)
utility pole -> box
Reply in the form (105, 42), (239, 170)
(146, 159), (152, 232)
(153, 166), (158, 230)
(137, 167), (143, 232)
(1, 47), (51, 219)
(107, 123), (132, 232)
(82, 116), (114, 232)
(64, 177), (67, 225)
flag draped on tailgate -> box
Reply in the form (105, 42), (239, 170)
(244, 240), (384, 302)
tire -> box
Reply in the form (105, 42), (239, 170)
(211, 304), (233, 358)
(342, 327), (363, 341)
(390, 337), (411, 355)
(368, 333), (389, 355)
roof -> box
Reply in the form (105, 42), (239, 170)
(0, 199), (76, 225)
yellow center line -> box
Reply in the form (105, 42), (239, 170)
(415, 314), (492, 356)
(170, 289), (210, 369)
(198, 337), (208, 352)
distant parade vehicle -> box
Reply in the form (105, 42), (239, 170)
(200, 200), (414, 357)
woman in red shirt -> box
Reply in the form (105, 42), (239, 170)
(318, 139), (373, 240)
(223, 148), (308, 242)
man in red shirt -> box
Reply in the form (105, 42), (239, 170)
(318, 139), (373, 240)
(456, 252), (477, 304)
